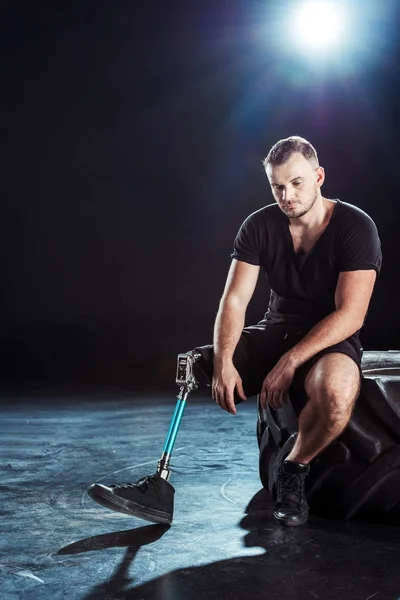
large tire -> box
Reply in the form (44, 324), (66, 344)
(258, 350), (400, 523)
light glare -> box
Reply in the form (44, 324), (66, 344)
(294, 2), (346, 52)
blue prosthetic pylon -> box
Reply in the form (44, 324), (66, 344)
(157, 351), (201, 480)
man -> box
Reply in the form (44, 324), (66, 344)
(88, 136), (382, 527)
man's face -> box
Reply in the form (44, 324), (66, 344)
(266, 152), (324, 220)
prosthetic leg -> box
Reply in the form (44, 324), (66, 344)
(157, 351), (201, 480)
(87, 351), (201, 524)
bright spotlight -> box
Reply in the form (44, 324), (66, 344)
(292, 1), (347, 52)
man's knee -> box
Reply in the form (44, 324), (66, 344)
(304, 352), (360, 417)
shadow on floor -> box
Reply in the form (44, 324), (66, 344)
(57, 524), (170, 556)
(58, 489), (400, 600)
(57, 524), (170, 599)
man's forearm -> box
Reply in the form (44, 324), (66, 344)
(213, 300), (246, 365)
(286, 309), (362, 369)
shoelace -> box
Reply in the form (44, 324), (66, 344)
(115, 475), (161, 498)
(276, 472), (306, 508)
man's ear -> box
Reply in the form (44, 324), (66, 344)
(316, 166), (325, 187)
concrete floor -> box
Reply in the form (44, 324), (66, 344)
(2, 389), (400, 599)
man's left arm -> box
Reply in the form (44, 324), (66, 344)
(286, 269), (377, 369)
(259, 270), (377, 409)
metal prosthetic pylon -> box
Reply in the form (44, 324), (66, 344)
(156, 351), (201, 481)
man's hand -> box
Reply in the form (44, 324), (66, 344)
(259, 354), (297, 410)
(212, 361), (246, 415)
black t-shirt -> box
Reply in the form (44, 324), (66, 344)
(231, 199), (382, 328)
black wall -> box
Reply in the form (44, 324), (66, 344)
(1, 0), (399, 387)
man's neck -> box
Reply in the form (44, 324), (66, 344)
(289, 196), (333, 231)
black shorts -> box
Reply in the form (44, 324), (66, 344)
(192, 323), (363, 412)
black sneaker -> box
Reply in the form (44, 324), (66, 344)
(273, 460), (310, 527)
(88, 474), (174, 525)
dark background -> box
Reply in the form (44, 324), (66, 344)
(0, 0), (399, 389)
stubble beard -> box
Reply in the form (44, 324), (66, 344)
(281, 187), (319, 219)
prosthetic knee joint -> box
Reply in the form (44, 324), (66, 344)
(156, 351), (201, 481)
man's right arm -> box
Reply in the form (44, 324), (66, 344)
(212, 259), (260, 414)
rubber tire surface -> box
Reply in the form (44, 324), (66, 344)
(259, 353), (400, 523)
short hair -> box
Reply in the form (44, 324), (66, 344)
(263, 136), (319, 168)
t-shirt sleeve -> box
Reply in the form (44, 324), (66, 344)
(336, 208), (382, 276)
(230, 213), (264, 266)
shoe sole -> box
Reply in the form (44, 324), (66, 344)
(88, 484), (173, 525)
(273, 511), (308, 527)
